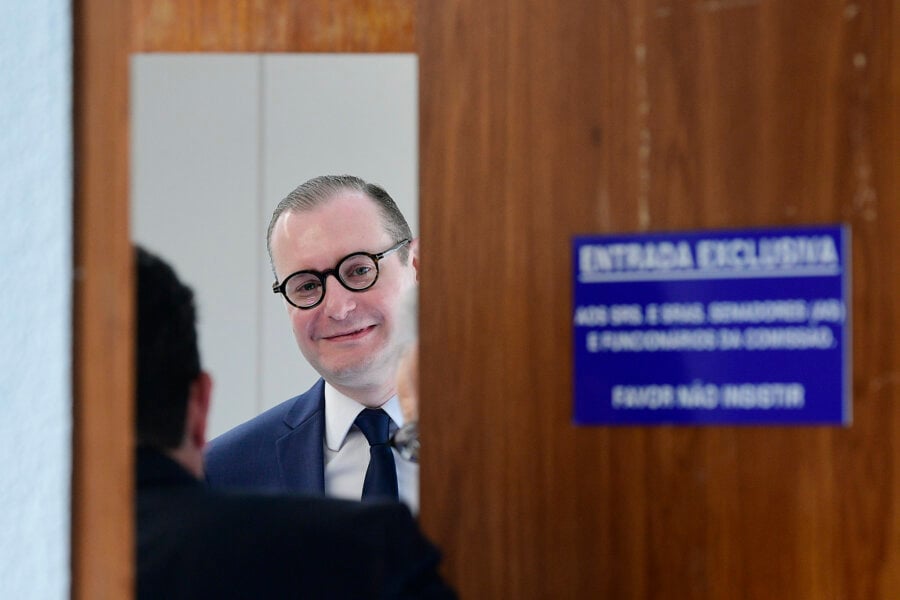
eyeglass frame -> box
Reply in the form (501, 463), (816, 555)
(272, 238), (411, 310)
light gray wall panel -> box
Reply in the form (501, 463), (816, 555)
(131, 54), (261, 437)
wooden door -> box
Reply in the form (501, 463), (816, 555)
(418, 1), (899, 598)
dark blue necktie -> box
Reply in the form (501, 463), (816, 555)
(354, 408), (399, 501)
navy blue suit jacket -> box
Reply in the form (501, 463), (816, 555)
(205, 379), (327, 493)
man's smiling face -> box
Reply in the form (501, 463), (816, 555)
(270, 191), (418, 401)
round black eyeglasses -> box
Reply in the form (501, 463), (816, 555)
(272, 239), (411, 309)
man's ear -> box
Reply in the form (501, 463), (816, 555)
(187, 371), (212, 452)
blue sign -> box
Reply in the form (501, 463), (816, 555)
(573, 225), (851, 425)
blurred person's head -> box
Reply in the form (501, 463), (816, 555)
(136, 246), (211, 477)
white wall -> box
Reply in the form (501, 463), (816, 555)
(131, 54), (418, 437)
(0, 3), (72, 599)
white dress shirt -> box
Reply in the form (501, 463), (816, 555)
(323, 382), (419, 514)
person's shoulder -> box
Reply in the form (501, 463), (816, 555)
(216, 493), (456, 598)
(145, 490), (454, 598)
(350, 500), (457, 598)
(207, 379), (325, 455)
(207, 492), (418, 552)
(203, 380), (326, 489)
(208, 397), (292, 448)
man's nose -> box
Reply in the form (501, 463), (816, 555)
(321, 274), (357, 320)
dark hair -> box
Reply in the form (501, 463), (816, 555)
(266, 175), (413, 273)
(136, 246), (201, 449)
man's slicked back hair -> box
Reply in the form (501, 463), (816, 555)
(136, 246), (201, 449)
(266, 175), (412, 274)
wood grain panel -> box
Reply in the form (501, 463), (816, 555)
(133, 0), (414, 51)
(74, 1), (414, 598)
(73, 0), (134, 598)
(419, 0), (898, 598)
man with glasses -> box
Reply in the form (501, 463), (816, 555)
(205, 175), (421, 512)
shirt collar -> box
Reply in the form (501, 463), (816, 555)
(323, 382), (406, 452)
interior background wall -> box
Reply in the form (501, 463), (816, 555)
(418, 1), (898, 598)
(0, 3), (72, 599)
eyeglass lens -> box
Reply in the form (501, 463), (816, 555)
(284, 253), (379, 307)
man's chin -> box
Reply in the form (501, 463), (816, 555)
(319, 359), (376, 385)
(306, 343), (397, 388)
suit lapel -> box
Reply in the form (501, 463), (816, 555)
(275, 379), (326, 493)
